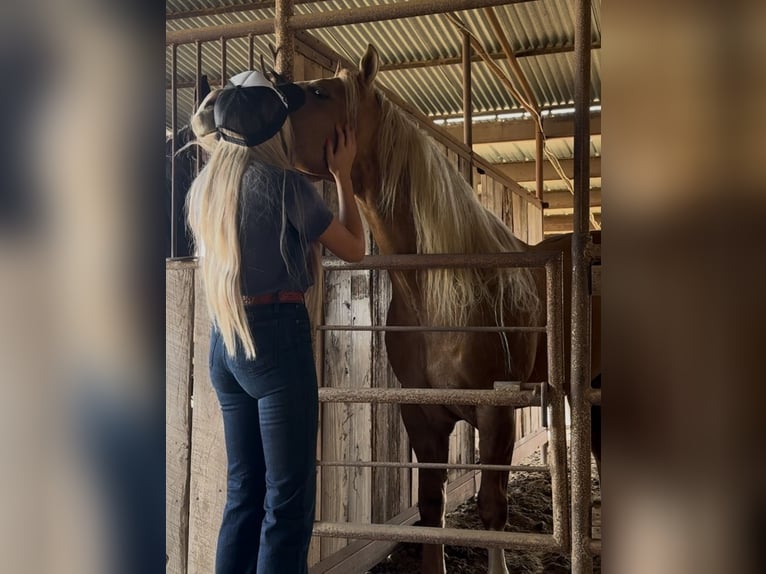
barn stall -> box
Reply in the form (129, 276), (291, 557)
(166, 1), (601, 573)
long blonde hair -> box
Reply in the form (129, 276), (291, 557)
(336, 75), (541, 341)
(185, 90), (319, 359)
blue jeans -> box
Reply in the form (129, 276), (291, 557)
(209, 302), (318, 574)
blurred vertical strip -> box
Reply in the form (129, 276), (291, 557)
(606, 1), (766, 573)
(0, 0), (166, 572)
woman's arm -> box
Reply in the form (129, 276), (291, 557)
(318, 124), (365, 262)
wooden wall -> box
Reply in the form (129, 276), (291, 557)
(166, 39), (546, 574)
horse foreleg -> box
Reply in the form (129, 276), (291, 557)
(477, 406), (514, 574)
(400, 404), (453, 574)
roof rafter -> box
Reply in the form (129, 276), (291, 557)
(166, 1), (317, 21)
(379, 43), (600, 72)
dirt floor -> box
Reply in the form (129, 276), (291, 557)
(368, 452), (601, 573)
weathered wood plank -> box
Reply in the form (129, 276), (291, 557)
(187, 274), (227, 574)
(320, 268), (373, 558)
(527, 201), (544, 245)
(503, 185), (514, 231)
(166, 265), (195, 574)
(512, 193), (528, 243)
(510, 428), (548, 464)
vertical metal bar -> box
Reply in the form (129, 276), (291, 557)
(170, 44), (178, 259)
(462, 31), (473, 185)
(535, 125), (543, 200)
(248, 33), (255, 70)
(220, 37), (227, 86)
(571, 0), (594, 571)
(195, 41), (202, 175)
(546, 256), (569, 550)
(275, 0), (295, 81)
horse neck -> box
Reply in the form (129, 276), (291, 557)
(353, 163), (423, 307)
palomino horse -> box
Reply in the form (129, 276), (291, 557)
(288, 45), (601, 574)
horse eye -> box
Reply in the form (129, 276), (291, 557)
(312, 87), (329, 100)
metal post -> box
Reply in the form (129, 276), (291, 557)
(220, 37), (227, 86)
(571, 0), (594, 572)
(195, 41), (202, 175)
(170, 44), (178, 259)
(546, 256), (570, 549)
(275, 0), (295, 81)
(462, 30), (473, 185)
(535, 126), (544, 200)
(248, 33), (254, 70)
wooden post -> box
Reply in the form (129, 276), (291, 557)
(275, 0), (295, 80)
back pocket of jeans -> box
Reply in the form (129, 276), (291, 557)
(230, 319), (279, 376)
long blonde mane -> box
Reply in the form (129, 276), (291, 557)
(342, 75), (541, 331)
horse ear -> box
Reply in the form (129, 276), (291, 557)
(335, 59), (342, 77)
(359, 44), (379, 88)
(197, 74), (211, 107)
(272, 70), (288, 84)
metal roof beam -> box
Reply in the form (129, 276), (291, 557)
(166, 0), (535, 45)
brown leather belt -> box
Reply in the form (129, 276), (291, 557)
(242, 291), (304, 306)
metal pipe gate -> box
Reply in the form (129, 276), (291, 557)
(312, 251), (571, 555)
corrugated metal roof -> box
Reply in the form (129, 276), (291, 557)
(166, 0), (602, 167)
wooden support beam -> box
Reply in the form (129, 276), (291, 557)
(545, 205), (601, 217)
(543, 189), (602, 210)
(445, 114), (601, 144)
(544, 213), (601, 234)
(494, 157), (601, 182)
(166, 0), (534, 45)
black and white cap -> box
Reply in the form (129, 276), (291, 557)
(213, 70), (306, 147)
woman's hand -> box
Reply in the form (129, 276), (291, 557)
(325, 124), (357, 179)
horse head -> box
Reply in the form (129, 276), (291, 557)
(289, 45), (381, 186)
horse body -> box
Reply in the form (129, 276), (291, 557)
(358, 181), (545, 574)
(289, 46), (600, 574)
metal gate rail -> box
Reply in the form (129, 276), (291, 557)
(313, 251), (570, 553)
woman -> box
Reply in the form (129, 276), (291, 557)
(186, 70), (364, 574)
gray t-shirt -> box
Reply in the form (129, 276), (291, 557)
(238, 162), (333, 296)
